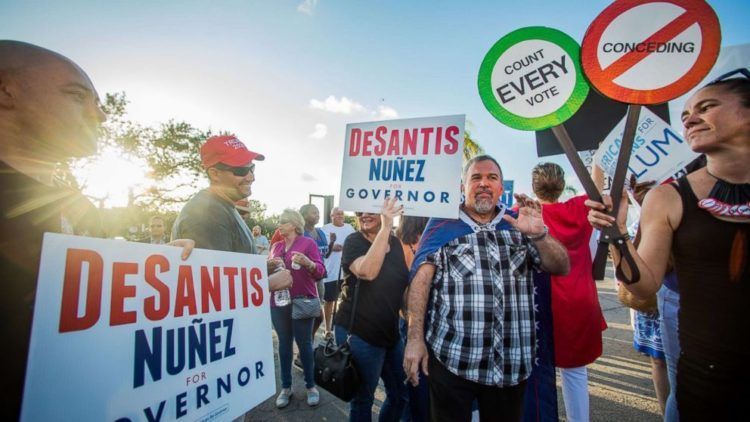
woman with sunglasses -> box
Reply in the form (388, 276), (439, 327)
(268, 209), (326, 408)
(586, 70), (750, 420)
(335, 197), (409, 421)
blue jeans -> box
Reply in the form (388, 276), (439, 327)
(271, 305), (315, 388)
(335, 325), (408, 422)
(657, 285), (680, 422)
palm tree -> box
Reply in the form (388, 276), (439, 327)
(463, 130), (485, 162)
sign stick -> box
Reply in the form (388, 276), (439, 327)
(591, 104), (641, 279)
(607, 104), (641, 227)
(551, 124), (602, 203)
(553, 104), (642, 279)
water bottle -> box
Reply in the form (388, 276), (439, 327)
(274, 288), (291, 307)
(271, 259), (291, 306)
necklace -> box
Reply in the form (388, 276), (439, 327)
(697, 169), (750, 218)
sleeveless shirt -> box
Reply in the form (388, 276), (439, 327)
(672, 176), (749, 370)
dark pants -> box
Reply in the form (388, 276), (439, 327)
(428, 358), (526, 422)
(335, 325), (408, 422)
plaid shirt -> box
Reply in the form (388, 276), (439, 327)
(425, 209), (541, 386)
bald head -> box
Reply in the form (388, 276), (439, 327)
(0, 40), (105, 164)
(0, 41), (75, 71)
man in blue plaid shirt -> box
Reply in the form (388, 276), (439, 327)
(403, 155), (570, 421)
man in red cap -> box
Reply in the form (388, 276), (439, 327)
(172, 135), (292, 290)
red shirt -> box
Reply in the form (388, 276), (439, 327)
(543, 195), (607, 368)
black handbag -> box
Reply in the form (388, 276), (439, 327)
(313, 270), (361, 402)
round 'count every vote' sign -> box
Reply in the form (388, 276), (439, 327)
(478, 27), (589, 131)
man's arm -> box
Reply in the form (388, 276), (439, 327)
(534, 234), (570, 275)
(403, 263), (435, 386)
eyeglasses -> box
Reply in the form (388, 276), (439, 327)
(355, 212), (376, 217)
(150, 224), (163, 228)
(213, 162), (255, 177)
(710, 68), (750, 84)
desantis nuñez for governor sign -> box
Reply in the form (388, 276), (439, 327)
(340, 115), (465, 219)
(21, 234), (275, 422)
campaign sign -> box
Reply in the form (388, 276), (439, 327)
(594, 107), (699, 184)
(478, 26), (589, 131)
(501, 180), (515, 208)
(579, 149), (612, 192)
(339, 115), (464, 219)
(581, 0), (720, 104)
(22, 234), (274, 422)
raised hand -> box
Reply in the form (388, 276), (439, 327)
(381, 197), (404, 229)
(502, 193), (546, 237)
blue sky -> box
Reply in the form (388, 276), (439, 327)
(2, 0), (749, 213)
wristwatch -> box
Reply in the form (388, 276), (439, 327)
(528, 226), (549, 241)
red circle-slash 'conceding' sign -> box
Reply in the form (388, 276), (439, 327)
(581, 0), (720, 105)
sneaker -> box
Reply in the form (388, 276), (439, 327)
(293, 356), (303, 370)
(275, 388), (293, 408)
(307, 387), (320, 406)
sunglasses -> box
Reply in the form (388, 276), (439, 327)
(355, 212), (376, 217)
(710, 68), (750, 84)
(213, 162), (255, 177)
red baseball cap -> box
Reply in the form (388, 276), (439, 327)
(200, 135), (265, 169)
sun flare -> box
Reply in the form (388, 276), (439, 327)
(74, 147), (150, 208)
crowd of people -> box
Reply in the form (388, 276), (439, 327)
(1, 39), (747, 422)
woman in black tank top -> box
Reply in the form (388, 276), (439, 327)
(586, 73), (750, 421)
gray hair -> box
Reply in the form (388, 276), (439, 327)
(279, 209), (305, 235)
(462, 155), (503, 181)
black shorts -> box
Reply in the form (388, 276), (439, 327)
(323, 279), (342, 302)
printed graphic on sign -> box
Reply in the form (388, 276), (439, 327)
(593, 107), (699, 185)
(22, 234), (275, 422)
(478, 26), (589, 131)
(501, 180), (515, 208)
(339, 115), (464, 219)
(582, 0), (721, 104)
(580, 150), (612, 192)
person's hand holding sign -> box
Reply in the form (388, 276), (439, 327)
(167, 238), (196, 260)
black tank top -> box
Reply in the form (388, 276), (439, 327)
(672, 176), (750, 366)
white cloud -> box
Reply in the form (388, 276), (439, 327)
(300, 172), (317, 182)
(309, 95), (367, 114)
(297, 0), (318, 15)
(376, 105), (399, 119)
(309, 123), (328, 139)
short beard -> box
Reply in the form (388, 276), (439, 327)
(472, 198), (495, 214)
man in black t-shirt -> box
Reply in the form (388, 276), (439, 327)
(0, 41), (109, 419)
(0, 41), (197, 419)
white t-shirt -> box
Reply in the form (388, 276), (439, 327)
(321, 222), (356, 282)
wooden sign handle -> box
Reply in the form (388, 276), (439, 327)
(551, 125), (602, 203)
(552, 105), (642, 280)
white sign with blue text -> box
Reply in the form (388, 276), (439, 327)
(340, 115), (465, 219)
(594, 107), (699, 185)
(22, 234), (275, 422)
